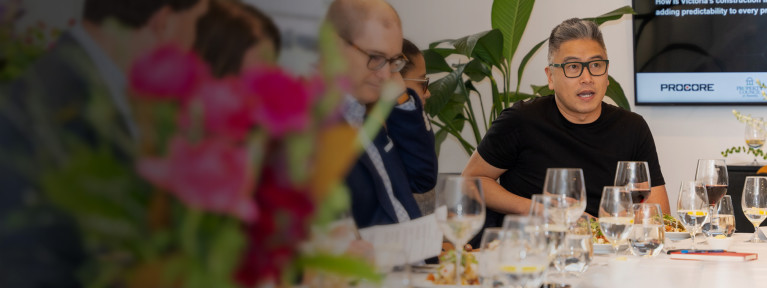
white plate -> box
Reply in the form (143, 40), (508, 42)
(593, 243), (628, 254)
(666, 232), (691, 241)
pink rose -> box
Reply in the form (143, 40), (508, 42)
(130, 45), (209, 102)
(182, 78), (258, 140)
(137, 137), (257, 222)
(241, 67), (311, 138)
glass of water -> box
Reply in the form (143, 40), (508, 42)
(629, 203), (664, 257)
(554, 213), (593, 276)
(478, 228), (504, 288)
(710, 195), (736, 237)
(598, 186), (634, 256)
(498, 215), (550, 288)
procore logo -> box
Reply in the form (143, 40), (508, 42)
(660, 83), (714, 92)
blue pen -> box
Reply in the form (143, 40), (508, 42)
(679, 249), (725, 254)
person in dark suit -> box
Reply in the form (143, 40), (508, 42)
(0, 0), (208, 287)
(325, 0), (437, 229)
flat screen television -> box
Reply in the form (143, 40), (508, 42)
(633, 1), (767, 105)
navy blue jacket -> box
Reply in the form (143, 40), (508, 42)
(346, 90), (438, 228)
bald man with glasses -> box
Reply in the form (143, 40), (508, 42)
(325, 0), (437, 228)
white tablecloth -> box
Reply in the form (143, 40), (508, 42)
(575, 233), (767, 288)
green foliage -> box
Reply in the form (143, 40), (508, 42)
(424, 1), (635, 155)
(721, 146), (767, 160)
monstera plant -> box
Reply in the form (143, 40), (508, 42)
(424, 0), (635, 155)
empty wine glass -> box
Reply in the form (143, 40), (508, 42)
(745, 117), (766, 165)
(677, 180), (709, 250)
(695, 159), (728, 237)
(598, 186), (634, 256)
(709, 195), (736, 238)
(741, 176), (767, 243)
(614, 161), (652, 204)
(497, 215), (549, 288)
(435, 176), (486, 285)
(629, 203), (664, 257)
(542, 168), (587, 224)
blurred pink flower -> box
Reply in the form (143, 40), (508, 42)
(137, 137), (257, 222)
(242, 67), (311, 138)
(191, 78), (258, 140)
(130, 45), (209, 102)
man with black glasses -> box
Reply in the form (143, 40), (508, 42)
(325, 0), (437, 228)
(463, 18), (669, 246)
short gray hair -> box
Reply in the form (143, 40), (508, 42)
(547, 18), (605, 63)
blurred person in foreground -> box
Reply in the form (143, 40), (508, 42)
(462, 18), (669, 247)
(0, 0), (208, 286)
(324, 0), (437, 229)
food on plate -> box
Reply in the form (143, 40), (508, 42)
(662, 213), (686, 232)
(426, 250), (479, 285)
(589, 217), (609, 244)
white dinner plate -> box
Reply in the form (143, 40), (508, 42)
(593, 243), (628, 254)
(665, 232), (691, 241)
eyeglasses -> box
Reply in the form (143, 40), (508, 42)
(346, 40), (409, 73)
(404, 77), (429, 94)
(549, 59), (609, 78)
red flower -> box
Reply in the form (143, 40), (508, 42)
(241, 67), (311, 138)
(193, 78), (258, 140)
(235, 168), (315, 286)
(130, 45), (209, 102)
(137, 137), (258, 222)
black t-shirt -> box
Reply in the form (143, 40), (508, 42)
(474, 95), (665, 240)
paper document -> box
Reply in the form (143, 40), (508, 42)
(359, 206), (446, 265)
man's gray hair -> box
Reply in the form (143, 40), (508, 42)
(547, 18), (605, 63)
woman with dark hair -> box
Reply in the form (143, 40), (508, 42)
(194, 0), (280, 77)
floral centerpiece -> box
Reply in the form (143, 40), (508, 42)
(721, 110), (767, 163)
(37, 25), (385, 287)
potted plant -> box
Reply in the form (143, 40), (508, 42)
(424, 0), (635, 155)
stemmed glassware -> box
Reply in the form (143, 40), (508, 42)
(745, 117), (766, 165)
(741, 176), (767, 243)
(498, 215), (549, 288)
(435, 176), (486, 285)
(695, 159), (728, 237)
(598, 186), (634, 256)
(614, 161), (652, 204)
(542, 168), (587, 224)
(628, 203), (664, 257)
(676, 180), (709, 250)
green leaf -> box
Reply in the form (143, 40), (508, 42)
(472, 29), (505, 68)
(583, 6), (635, 26)
(285, 132), (314, 183)
(425, 64), (465, 116)
(206, 219), (245, 286)
(517, 38), (548, 89)
(531, 84), (553, 96)
(463, 59), (491, 82)
(434, 128), (448, 155)
(606, 75), (631, 111)
(423, 49), (453, 74)
(450, 30), (494, 58)
(297, 253), (382, 282)
(491, 0), (536, 61)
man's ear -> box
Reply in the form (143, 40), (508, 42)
(545, 66), (555, 90)
(146, 5), (172, 41)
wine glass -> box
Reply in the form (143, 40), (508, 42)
(542, 168), (587, 224)
(435, 176), (486, 285)
(676, 180), (709, 250)
(628, 203), (664, 257)
(695, 159), (728, 237)
(741, 176), (767, 243)
(745, 117), (766, 165)
(478, 228), (504, 288)
(497, 215), (549, 288)
(709, 195), (736, 238)
(598, 186), (634, 256)
(614, 161), (652, 204)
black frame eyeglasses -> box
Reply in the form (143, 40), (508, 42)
(549, 59), (609, 78)
(346, 40), (409, 73)
(403, 77), (429, 94)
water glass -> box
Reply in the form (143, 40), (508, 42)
(478, 228), (504, 288)
(554, 213), (593, 276)
(629, 203), (664, 257)
(542, 168), (587, 224)
(709, 195), (736, 237)
(497, 215), (549, 288)
(530, 194), (568, 257)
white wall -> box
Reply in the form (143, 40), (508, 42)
(389, 0), (764, 211)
